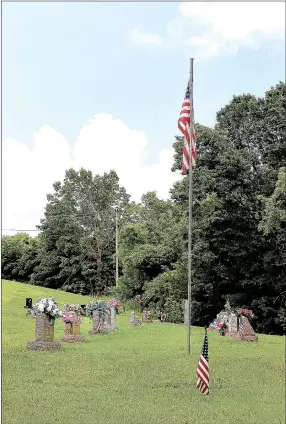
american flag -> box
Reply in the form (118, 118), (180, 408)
(178, 84), (197, 175)
(196, 328), (209, 395)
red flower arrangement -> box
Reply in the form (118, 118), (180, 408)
(135, 295), (141, 302)
(107, 299), (120, 309)
(237, 308), (255, 318)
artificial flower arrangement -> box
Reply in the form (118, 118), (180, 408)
(107, 299), (120, 310)
(66, 303), (81, 313)
(236, 308), (255, 319)
(62, 313), (74, 324)
(135, 295), (141, 302)
(32, 297), (62, 319)
(86, 300), (108, 318)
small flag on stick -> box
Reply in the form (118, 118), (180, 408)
(196, 327), (209, 395)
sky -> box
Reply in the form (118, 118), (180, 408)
(2, 1), (285, 235)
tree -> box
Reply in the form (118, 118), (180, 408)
(168, 82), (286, 332)
(32, 168), (130, 294)
(255, 167), (286, 334)
(118, 192), (185, 305)
(1, 233), (40, 282)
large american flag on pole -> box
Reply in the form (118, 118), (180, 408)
(178, 84), (197, 175)
(196, 328), (209, 395)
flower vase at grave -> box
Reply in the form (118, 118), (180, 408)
(27, 312), (61, 350)
(61, 311), (85, 343)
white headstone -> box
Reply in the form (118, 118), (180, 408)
(130, 311), (136, 325)
(228, 313), (238, 336)
(110, 307), (118, 329)
(105, 308), (112, 328)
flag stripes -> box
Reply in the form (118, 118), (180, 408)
(196, 328), (209, 395)
(178, 84), (197, 175)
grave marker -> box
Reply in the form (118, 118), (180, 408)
(61, 311), (85, 343)
(27, 297), (62, 350)
(27, 312), (60, 350)
(24, 298), (32, 309)
(110, 307), (118, 329)
(88, 310), (108, 334)
(130, 311), (141, 326)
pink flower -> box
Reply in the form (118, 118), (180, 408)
(135, 295), (141, 301)
(107, 298), (120, 309)
(62, 313), (73, 323)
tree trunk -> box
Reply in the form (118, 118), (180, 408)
(97, 248), (103, 295)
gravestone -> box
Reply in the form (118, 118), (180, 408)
(27, 312), (61, 350)
(110, 307), (118, 329)
(147, 311), (153, 323)
(61, 311), (85, 342)
(233, 316), (258, 342)
(228, 313), (239, 336)
(24, 298), (32, 309)
(104, 308), (112, 330)
(130, 311), (141, 326)
(88, 310), (108, 334)
(142, 310), (148, 323)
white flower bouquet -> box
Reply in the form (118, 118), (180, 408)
(33, 297), (62, 319)
(66, 303), (81, 313)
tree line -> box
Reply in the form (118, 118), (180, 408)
(2, 82), (285, 335)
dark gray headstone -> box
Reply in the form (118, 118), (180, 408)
(24, 298), (32, 309)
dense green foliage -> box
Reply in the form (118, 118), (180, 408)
(2, 82), (285, 334)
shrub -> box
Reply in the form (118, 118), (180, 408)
(164, 298), (183, 324)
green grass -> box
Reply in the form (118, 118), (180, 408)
(2, 280), (285, 424)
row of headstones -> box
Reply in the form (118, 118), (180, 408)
(130, 310), (154, 325)
(26, 305), (118, 351)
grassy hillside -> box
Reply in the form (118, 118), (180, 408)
(2, 280), (285, 424)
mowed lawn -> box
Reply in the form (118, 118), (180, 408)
(2, 280), (285, 424)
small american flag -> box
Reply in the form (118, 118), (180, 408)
(178, 84), (197, 175)
(196, 327), (209, 395)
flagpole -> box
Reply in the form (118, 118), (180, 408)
(187, 58), (194, 354)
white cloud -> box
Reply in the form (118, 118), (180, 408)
(128, 26), (163, 46)
(178, 2), (285, 60)
(2, 113), (181, 236)
(130, 2), (285, 59)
